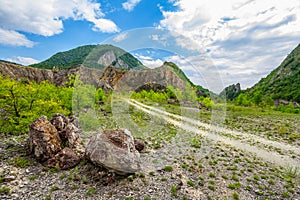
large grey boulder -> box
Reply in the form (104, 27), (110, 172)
(85, 129), (141, 175)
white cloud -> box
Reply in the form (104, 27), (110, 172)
(134, 54), (164, 69)
(122, 0), (142, 12)
(0, 29), (35, 47)
(0, 0), (119, 47)
(5, 56), (39, 66)
(113, 33), (128, 42)
(159, 0), (300, 90)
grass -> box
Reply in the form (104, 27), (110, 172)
(208, 185), (215, 191)
(228, 182), (241, 189)
(171, 185), (178, 197)
(164, 165), (173, 172)
(0, 186), (10, 194)
(187, 180), (195, 187)
(232, 192), (240, 200)
(50, 185), (60, 192)
(13, 157), (32, 168)
(86, 187), (96, 196)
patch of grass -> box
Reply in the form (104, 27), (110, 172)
(29, 175), (37, 181)
(232, 192), (240, 200)
(86, 187), (96, 196)
(161, 177), (167, 181)
(208, 185), (215, 191)
(149, 171), (155, 176)
(0, 186), (10, 194)
(222, 174), (228, 180)
(164, 165), (173, 172)
(50, 185), (60, 192)
(144, 197), (151, 200)
(228, 182), (241, 190)
(209, 173), (216, 178)
(13, 157), (32, 168)
(232, 175), (239, 181)
(171, 185), (178, 197)
(45, 194), (51, 200)
(125, 197), (133, 200)
(187, 180), (195, 187)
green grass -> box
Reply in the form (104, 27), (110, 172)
(232, 192), (240, 200)
(164, 165), (173, 172)
(0, 186), (10, 194)
(228, 182), (241, 190)
(171, 185), (178, 197)
(86, 187), (96, 196)
(13, 157), (32, 168)
(187, 180), (195, 187)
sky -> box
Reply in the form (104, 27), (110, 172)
(1, 0), (300, 93)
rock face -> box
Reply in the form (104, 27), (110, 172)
(28, 116), (62, 162)
(86, 129), (141, 175)
(44, 147), (81, 170)
(219, 83), (241, 101)
(27, 114), (84, 169)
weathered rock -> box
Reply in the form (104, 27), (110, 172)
(50, 114), (85, 157)
(85, 129), (141, 175)
(27, 116), (62, 162)
(63, 123), (85, 157)
(134, 138), (145, 152)
(50, 114), (69, 132)
(44, 147), (81, 170)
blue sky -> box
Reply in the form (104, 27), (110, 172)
(1, 0), (300, 93)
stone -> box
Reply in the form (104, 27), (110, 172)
(85, 129), (141, 175)
(134, 138), (145, 152)
(50, 113), (69, 132)
(44, 147), (81, 170)
(27, 116), (62, 162)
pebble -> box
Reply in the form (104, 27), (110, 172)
(149, 189), (153, 193)
(4, 175), (16, 182)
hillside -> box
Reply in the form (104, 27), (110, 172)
(31, 44), (147, 70)
(245, 44), (300, 103)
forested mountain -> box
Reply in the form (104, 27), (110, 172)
(244, 44), (300, 103)
(31, 44), (147, 70)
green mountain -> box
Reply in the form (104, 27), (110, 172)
(163, 61), (211, 97)
(245, 44), (300, 103)
(31, 44), (147, 70)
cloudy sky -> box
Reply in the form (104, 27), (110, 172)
(1, 0), (300, 92)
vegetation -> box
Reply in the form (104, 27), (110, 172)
(31, 44), (146, 70)
(0, 75), (73, 134)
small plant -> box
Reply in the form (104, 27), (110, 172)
(161, 177), (167, 181)
(124, 197), (133, 200)
(253, 174), (259, 181)
(144, 197), (151, 200)
(164, 165), (173, 172)
(0, 186), (10, 194)
(222, 175), (228, 179)
(82, 175), (88, 184)
(209, 180), (215, 185)
(45, 194), (51, 200)
(232, 192), (240, 200)
(50, 185), (60, 192)
(187, 180), (195, 187)
(209, 173), (216, 178)
(171, 185), (178, 197)
(29, 175), (37, 181)
(228, 182), (241, 189)
(232, 175), (239, 181)
(149, 171), (155, 176)
(13, 157), (32, 168)
(87, 187), (96, 196)
(208, 185), (215, 191)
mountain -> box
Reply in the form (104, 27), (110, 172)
(31, 44), (147, 70)
(245, 44), (300, 103)
(220, 83), (241, 101)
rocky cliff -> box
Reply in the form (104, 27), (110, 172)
(0, 61), (188, 92)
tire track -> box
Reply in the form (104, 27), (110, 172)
(127, 99), (300, 169)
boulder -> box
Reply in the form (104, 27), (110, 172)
(27, 116), (62, 162)
(86, 129), (141, 175)
(44, 147), (81, 170)
(50, 114), (85, 157)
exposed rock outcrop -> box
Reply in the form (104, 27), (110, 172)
(85, 129), (141, 175)
(28, 116), (62, 162)
(219, 83), (241, 101)
(27, 114), (84, 169)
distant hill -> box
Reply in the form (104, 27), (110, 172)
(164, 61), (211, 97)
(0, 59), (22, 65)
(31, 44), (147, 70)
(245, 44), (300, 102)
(220, 83), (241, 101)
